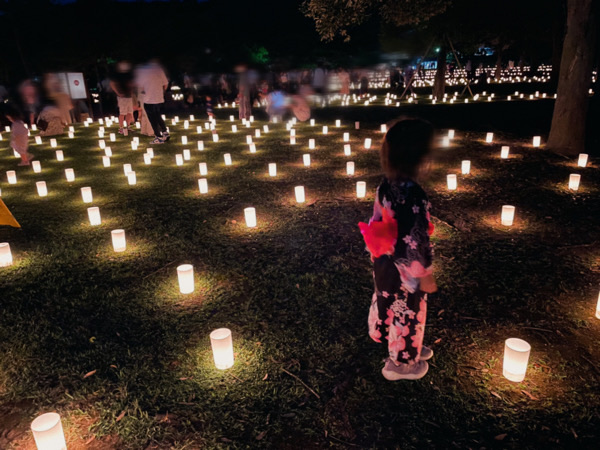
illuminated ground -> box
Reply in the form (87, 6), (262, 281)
(1, 98), (599, 448)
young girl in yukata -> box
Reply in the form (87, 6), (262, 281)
(359, 118), (437, 381)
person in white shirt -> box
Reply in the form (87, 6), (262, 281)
(135, 60), (169, 144)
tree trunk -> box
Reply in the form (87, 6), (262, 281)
(550, 0), (566, 89)
(547, 0), (596, 156)
(433, 44), (447, 100)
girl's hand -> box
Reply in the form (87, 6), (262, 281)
(420, 274), (437, 293)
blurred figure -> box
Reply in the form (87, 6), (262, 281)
(37, 104), (65, 136)
(135, 60), (169, 144)
(404, 65), (415, 95)
(205, 95), (214, 119)
(43, 73), (73, 125)
(390, 67), (401, 91)
(136, 87), (154, 137)
(359, 70), (369, 96)
(110, 62), (135, 134)
(235, 64), (251, 120)
(19, 79), (39, 125)
(1, 104), (33, 166)
(265, 83), (286, 119)
(338, 68), (350, 95)
(312, 64), (326, 101)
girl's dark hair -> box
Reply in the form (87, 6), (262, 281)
(380, 117), (434, 180)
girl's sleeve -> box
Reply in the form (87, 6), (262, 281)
(398, 188), (433, 278)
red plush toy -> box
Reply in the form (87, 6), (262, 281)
(358, 208), (398, 258)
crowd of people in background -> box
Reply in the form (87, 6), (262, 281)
(0, 57), (552, 155)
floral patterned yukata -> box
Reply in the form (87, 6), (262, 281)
(366, 178), (434, 364)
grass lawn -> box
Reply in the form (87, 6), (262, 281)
(1, 97), (599, 449)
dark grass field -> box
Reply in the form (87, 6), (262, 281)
(1, 92), (600, 449)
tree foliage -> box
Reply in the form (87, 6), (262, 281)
(302, 0), (450, 42)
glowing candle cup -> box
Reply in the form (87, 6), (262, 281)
(32, 161), (41, 173)
(177, 264), (194, 294)
(244, 207), (257, 227)
(111, 229), (126, 252)
(501, 205), (515, 226)
(503, 338), (531, 382)
(356, 181), (366, 198)
(303, 154), (311, 167)
(532, 136), (541, 147)
(198, 178), (208, 194)
(87, 207), (101, 226)
(347, 161), (355, 176)
(56, 150), (64, 161)
(461, 160), (471, 175)
(268, 163), (277, 177)
(0, 242), (12, 267)
(485, 132), (494, 143)
(568, 174), (580, 191)
(210, 328), (234, 370)
(65, 169), (75, 182)
(447, 174), (457, 190)
(127, 171), (137, 185)
(577, 153), (588, 167)
(31, 412), (66, 450)
(6, 171), (16, 184)
(364, 138), (372, 149)
(36, 181), (48, 197)
(295, 186), (305, 203)
(501, 146), (510, 159)
(224, 153), (232, 166)
(81, 187), (93, 203)
(199, 163), (208, 176)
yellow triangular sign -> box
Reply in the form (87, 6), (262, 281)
(0, 198), (20, 228)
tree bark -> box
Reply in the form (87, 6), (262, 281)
(547, 0), (596, 156)
(433, 44), (447, 100)
(549, 0), (566, 89)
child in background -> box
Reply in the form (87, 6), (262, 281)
(359, 118), (437, 381)
(2, 105), (33, 166)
